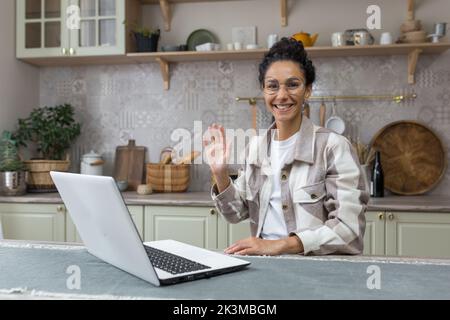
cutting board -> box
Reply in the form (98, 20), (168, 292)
(113, 140), (146, 191)
(370, 121), (446, 195)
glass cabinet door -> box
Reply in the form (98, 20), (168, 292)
(70, 0), (125, 56)
(17, 0), (68, 58)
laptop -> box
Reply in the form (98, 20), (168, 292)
(50, 172), (250, 286)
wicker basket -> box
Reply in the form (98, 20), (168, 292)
(146, 164), (190, 193)
(24, 160), (70, 192)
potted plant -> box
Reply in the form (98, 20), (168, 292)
(0, 131), (27, 196)
(129, 23), (161, 52)
(14, 104), (81, 192)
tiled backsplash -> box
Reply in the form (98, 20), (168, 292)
(40, 53), (450, 194)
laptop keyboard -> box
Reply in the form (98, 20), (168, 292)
(144, 245), (211, 275)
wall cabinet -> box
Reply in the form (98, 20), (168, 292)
(363, 211), (450, 259)
(0, 203), (65, 242)
(16, 0), (137, 58)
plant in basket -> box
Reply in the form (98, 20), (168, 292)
(13, 104), (81, 192)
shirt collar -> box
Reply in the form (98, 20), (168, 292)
(248, 116), (316, 167)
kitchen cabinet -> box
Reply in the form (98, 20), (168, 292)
(66, 205), (144, 243)
(16, 0), (139, 58)
(144, 205), (251, 250)
(363, 210), (450, 259)
(0, 203), (65, 242)
(144, 205), (218, 249)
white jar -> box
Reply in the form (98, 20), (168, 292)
(80, 150), (105, 176)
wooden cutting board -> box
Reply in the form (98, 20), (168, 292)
(113, 140), (146, 191)
(370, 121), (447, 195)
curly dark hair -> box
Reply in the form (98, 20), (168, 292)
(258, 37), (316, 87)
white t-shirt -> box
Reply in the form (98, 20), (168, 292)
(260, 130), (299, 240)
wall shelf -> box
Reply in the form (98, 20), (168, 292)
(20, 42), (450, 90)
(139, 0), (289, 31)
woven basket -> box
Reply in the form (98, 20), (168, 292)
(24, 160), (70, 192)
(146, 164), (190, 193)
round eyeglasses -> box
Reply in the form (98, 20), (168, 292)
(263, 78), (306, 95)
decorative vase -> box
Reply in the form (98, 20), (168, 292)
(134, 31), (160, 52)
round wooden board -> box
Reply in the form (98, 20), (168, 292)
(370, 121), (447, 195)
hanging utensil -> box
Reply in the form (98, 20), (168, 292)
(325, 99), (346, 135)
(319, 99), (326, 127)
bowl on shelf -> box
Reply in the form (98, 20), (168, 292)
(161, 45), (182, 52)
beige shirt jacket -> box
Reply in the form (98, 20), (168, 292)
(211, 116), (369, 255)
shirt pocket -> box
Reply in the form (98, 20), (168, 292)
(293, 180), (327, 221)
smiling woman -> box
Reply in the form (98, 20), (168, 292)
(204, 37), (369, 257)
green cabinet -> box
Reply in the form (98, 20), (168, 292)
(16, 0), (130, 58)
(0, 203), (65, 242)
(144, 206), (218, 249)
(363, 211), (450, 259)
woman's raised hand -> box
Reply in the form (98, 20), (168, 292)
(203, 124), (232, 192)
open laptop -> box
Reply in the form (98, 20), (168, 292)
(50, 171), (250, 286)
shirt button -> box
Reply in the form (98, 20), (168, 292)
(282, 204), (288, 211)
(281, 174), (288, 181)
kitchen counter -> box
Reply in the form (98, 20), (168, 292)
(1, 192), (450, 212)
(1, 240), (450, 300)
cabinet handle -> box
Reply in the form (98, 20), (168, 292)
(56, 206), (64, 213)
(69, 48), (76, 56)
(378, 212), (385, 220)
(210, 209), (216, 216)
(61, 48), (67, 55)
(388, 213), (395, 221)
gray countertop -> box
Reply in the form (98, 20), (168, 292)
(1, 192), (450, 212)
(1, 241), (450, 300)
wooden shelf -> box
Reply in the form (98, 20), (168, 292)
(140, 0), (289, 30)
(20, 43), (450, 89)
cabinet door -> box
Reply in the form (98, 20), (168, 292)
(145, 206), (217, 249)
(17, 0), (68, 58)
(0, 203), (65, 242)
(363, 211), (385, 256)
(217, 214), (251, 250)
(385, 211), (450, 259)
(66, 205), (144, 243)
(68, 0), (125, 56)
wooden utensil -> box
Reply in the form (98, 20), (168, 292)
(113, 140), (146, 191)
(175, 151), (201, 165)
(370, 121), (447, 195)
(319, 100), (326, 127)
(407, 0), (415, 20)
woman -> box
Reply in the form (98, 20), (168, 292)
(204, 38), (369, 256)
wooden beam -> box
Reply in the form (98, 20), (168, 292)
(280, 0), (287, 27)
(156, 57), (170, 90)
(408, 48), (422, 84)
(159, 0), (171, 32)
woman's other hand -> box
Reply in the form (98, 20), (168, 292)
(224, 236), (304, 256)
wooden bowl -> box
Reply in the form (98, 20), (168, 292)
(400, 20), (422, 33)
(401, 30), (427, 43)
(370, 121), (447, 195)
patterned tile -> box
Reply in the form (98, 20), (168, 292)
(38, 55), (450, 193)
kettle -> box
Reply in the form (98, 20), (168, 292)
(80, 150), (105, 176)
(292, 32), (319, 47)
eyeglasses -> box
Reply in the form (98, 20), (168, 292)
(263, 78), (305, 95)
